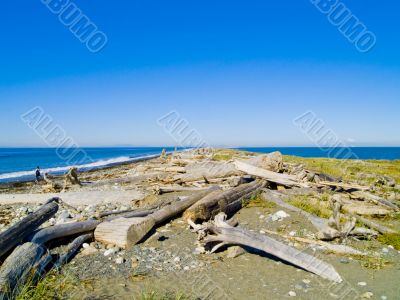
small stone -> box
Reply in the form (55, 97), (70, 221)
(104, 248), (118, 257)
(183, 266), (190, 271)
(357, 282), (367, 287)
(193, 247), (206, 255)
(381, 296), (387, 300)
(115, 257), (125, 264)
(340, 258), (350, 264)
(271, 210), (290, 221)
(259, 215), (265, 219)
(174, 257), (181, 262)
(382, 247), (389, 254)
(361, 292), (373, 299)
(288, 291), (296, 297)
(259, 230), (265, 234)
(82, 243), (90, 249)
(289, 231), (296, 237)
(388, 245), (394, 250)
(226, 246), (245, 258)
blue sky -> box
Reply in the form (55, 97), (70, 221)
(0, 0), (399, 147)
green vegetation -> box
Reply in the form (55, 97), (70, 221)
(243, 192), (277, 209)
(287, 195), (332, 219)
(137, 291), (190, 300)
(284, 156), (400, 186)
(377, 233), (400, 250)
(212, 150), (236, 161)
(359, 255), (391, 270)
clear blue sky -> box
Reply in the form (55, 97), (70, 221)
(0, 1), (399, 147)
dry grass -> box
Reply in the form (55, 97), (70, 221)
(287, 195), (332, 219)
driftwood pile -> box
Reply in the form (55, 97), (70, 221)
(1, 149), (399, 297)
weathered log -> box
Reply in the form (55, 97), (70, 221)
(184, 180), (266, 223)
(262, 229), (367, 256)
(354, 215), (396, 234)
(104, 209), (157, 221)
(261, 189), (327, 231)
(30, 220), (100, 244)
(54, 233), (93, 269)
(0, 242), (46, 297)
(192, 213), (342, 283)
(94, 187), (219, 248)
(155, 185), (210, 195)
(153, 166), (186, 173)
(351, 191), (399, 211)
(234, 160), (309, 188)
(0, 201), (58, 258)
(317, 181), (369, 191)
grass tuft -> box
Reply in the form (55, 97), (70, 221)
(377, 233), (400, 250)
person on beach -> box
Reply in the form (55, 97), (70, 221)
(35, 166), (42, 183)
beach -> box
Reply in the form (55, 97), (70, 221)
(0, 149), (399, 299)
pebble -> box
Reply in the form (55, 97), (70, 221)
(289, 231), (296, 236)
(173, 257), (181, 262)
(115, 257), (125, 264)
(381, 296), (387, 300)
(271, 210), (290, 222)
(104, 248), (118, 257)
(227, 246), (245, 258)
(288, 291), (297, 297)
(357, 282), (367, 287)
(361, 292), (373, 299)
(183, 266), (190, 271)
(382, 248), (389, 254)
(340, 258), (350, 264)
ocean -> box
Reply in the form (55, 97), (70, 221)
(0, 147), (399, 183)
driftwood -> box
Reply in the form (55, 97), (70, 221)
(94, 187), (220, 248)
(261, 189), (327, 231)
(234, 160), (308, 188)
(103, 209), (157, 221)
(191, 213), (342, 283)
(0, 201), (58, 258)
(154, 185), (210, 195)
(184, 180), (266, 223)
(262, 229), (367, 256)
(354, 215), (397, 234)
(317, 181), (369, 191)
(351, 191), (399, 211)
(171, 161), (239, 184)
(54, 233), (93, 269)
(30, 220), (100, 244)
(0, 242), (46, 297)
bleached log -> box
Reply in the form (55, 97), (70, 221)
(155, 185), (210, 195)
(193, 213), (342, 283)
(94, 187), (219, 248)
(354, 215), (397, 234)
(30, 220), (100, 244)
(261, 189), (327, 231)
(184, 180), (266, 223)
(234, 160), (309, 188)
(262, 229), (367, 256)
(317, 181), (369, 191)
(351, 191), (399, 211)
(0, 201), (58, 258)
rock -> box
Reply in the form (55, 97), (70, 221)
(80, 245), (98, 256)
(183, 266), (190, 271)
(82, 243), (90, 249)
(361, 292), (373, 299)
(382, 247), (389, 254)
(271, 210), (290, 221)
(340, 258), (350, 264)
(226, 246), (245, 258)
(104, 248), (119, 257)
(375, 175), (396, 187)
(115, 257), (125, 264)
(173, 257), (181, 262)
(288, 291), (297, 297)
(357, 282), (367, 287)
(193, 247), (206, 255)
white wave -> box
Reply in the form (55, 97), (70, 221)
(0, 154), (159, 181)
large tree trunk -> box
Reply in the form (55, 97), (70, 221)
(0, 201), (58, 258)
(183, 180), (266, 223)
(234, 160), (308, 188)
(30, 220), (100, 244)
(192, 213), (342, 283)
(0, 242), (45, 298)
(94, 187), (220, 248)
